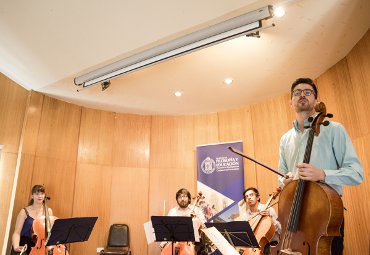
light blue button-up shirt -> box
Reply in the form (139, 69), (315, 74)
(278, 118), (363, 196)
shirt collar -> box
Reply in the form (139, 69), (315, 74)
(293, 114), (317, 132)
(176, 205), (190, 211)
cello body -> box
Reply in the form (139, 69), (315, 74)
(239, 216), (275, 255)
(271, 180), (343, 255)
(30, 215), (67, 255)
(161, 242), (196, 255)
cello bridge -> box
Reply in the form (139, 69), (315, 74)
(279, 248), (302, 255)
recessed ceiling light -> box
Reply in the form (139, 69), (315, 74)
(174, 91), (182, 97)
(274, 6), (285, 17)
(224, 78), (233, 85)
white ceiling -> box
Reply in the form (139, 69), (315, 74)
(1, 0), (369, 115)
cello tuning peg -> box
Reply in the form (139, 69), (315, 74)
(321, 120), (330, 126)
(326, 113), (333, 118)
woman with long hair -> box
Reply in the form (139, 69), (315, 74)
(11, 184), (53, 255)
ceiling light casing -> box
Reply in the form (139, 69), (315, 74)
(224, 78), (234, 85)
(274, 7), (285, 17)
(174, 91), (182, 97)
(74, 5), (274, 88)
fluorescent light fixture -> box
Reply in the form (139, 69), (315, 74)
(75, 5), (274, 88)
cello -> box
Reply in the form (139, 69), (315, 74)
(271, 102), (343, 255)
(30, 196), (67, 255)
(238, 188), (281, 255)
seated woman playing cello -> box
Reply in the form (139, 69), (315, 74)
(11, 184), (67, 255)
(11, 185), (51, 255)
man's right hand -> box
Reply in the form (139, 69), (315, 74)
(283, 172), (294, 185)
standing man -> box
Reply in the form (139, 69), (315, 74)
(278, 77), (364, 254)
(239, 187), (281, 255)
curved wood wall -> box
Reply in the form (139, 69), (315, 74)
(0, 75), (28, 255)
(1, 29), (369, 255)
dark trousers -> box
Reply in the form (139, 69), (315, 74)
(331, 220), (344, 255)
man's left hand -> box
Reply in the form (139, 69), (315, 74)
(259, 210), (270, 216)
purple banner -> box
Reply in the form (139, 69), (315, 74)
(196, 141), (244, 222)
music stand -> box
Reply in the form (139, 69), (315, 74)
(151, 216), (195, 255)
(46, 217), (98, 251)
(205, 221), (259, 248)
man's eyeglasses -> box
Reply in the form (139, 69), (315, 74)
(292, 89), (315, 97)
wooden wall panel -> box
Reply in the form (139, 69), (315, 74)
(149, 115), (197, 216)
(5, 95), (82, 254)
(6, 154), (36, 255)
(31, 157), (76, 218)
(149, 167), (196, 217)
(112, 113), (151, 168)
(12, 154), (35, 212)
(149, 115), (196, 255)
(77, 108), (115, 165)
(21, 92), (44, 155)
(316, 58), (362, 139)
(6, 92), (44, 253)
(193, 113), (219, 146)
(218, 107), (257, 189)
(342, 30), (370, 252)
(35, 96), (81, 161)
(0, 73), (28, 153)
(342, 135), (370, 252)
(0, 152), (18, 254)
(0, 73), (28, 254)
(346, 29), (370, 138)
(148, 167), (196, 255)
(0, 153), (18, 208)
(250, 94), (293, 202)
(150, 115), (195, 169)
(75, 108), (152, 254)
(315, 30), (370, 254)
(71, 163), (112, 255)
(25, 97), (82, 218)
(75, 109), (152, 254)
(110, 167), (149, 255)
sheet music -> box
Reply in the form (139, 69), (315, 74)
(201, 227), (240, 255)
(192, 220), (200, 242)
(143, 221), (156, 244)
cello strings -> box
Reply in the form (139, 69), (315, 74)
(289, 129), (314, 232)
(282, 128), (315, 251)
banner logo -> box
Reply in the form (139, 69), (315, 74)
(201, 157), (216, 174)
